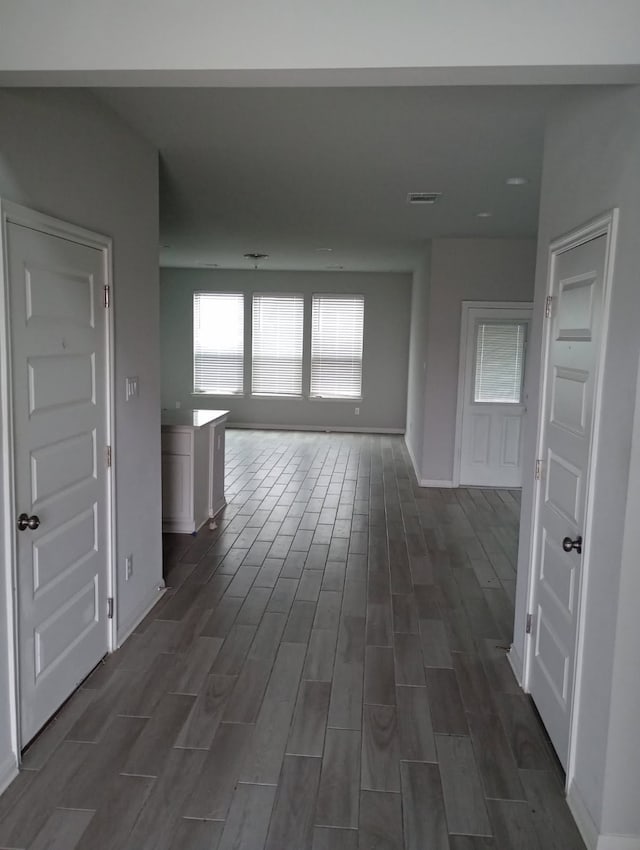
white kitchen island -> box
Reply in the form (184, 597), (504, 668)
(161, 408), (229, 534)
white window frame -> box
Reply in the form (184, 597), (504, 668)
(193, 291), (245, 396)
(309, 293), (364, 401)
(472, 319), (528, 405)
(251, 292), (304, 398)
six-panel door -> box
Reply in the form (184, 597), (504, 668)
(8, 222), (110, 746)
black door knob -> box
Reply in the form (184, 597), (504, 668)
(17, 513), (40, 531)
(562, 535), (582, 554)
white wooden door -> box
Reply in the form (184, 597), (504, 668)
(529, 234), (606, 768)
(7, 221), (110, 746)
(458, 304), (532, 487)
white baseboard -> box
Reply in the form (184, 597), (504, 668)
(567, 780), (613, 850)
(0, 753), (18, 796)
(568, 779), (599, 850)
(404, 436), (422, 483)
(402, 440), (454, 488)
(568, 784), (640, 850)
(507, 644), (524, 685)
(227, 422), (404, 435)
(597, 837), (640, 850)
(162, 519), (196, 534)
(116, 585), (167, 646)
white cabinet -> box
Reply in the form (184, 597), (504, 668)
(161, 409), (229, 534)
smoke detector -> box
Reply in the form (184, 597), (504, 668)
(407, 192), (442, 205)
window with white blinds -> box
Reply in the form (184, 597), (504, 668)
(251, 295), (304, 396)
(193, 292), (244, 395)
(310, 295), (364, 399)
(473, 321), (527, 404)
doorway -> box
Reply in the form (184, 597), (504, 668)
(454, 301), (533, 488)
(1, 202), (115, 751)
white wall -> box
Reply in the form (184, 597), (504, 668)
(0, 89), (163, 784)
(0, 1), (639, 83)
(513, 86), (640, 844)
(160, 267), (412, 432)
(0, 401), (12, 787)
(420, 238), (536, 484)
(405, 246), (431, 473)
(602, 355), (640, 840)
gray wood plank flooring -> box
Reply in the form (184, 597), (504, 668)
(0, 430), (585, 850)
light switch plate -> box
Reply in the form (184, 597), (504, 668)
(125, 376), (139, 400)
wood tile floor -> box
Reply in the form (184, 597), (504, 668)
(0, 431), (586, 849)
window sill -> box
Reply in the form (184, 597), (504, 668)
(192, 392), (245, 398)
(251, 394), (304, 400)
(191, 392), (363, 403)
(309, 396), (363, 403)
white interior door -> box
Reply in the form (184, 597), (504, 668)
(528, 233), (607, 769)
(458, 304), (532, 487)
(7, 219), (110, 746)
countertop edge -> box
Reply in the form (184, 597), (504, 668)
(161, 409), (230, 429)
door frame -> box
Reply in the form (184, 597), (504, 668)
(0, 200), (117, 764)
(453, 300), (534, 488)
(522, 209), (619, 787)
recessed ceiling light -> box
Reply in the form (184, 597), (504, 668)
(315, 247), (333, 253)
(243, 252), (269, 261)
(476, 211), (493, 218)
(407, 192), (442, 205)
(506, 177), (529, 185)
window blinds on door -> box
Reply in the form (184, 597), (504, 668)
(193, 292), (244, 395)
(252, 295), (304, 396)
(310, 295), (364, 398)
(474, 321), (526, 404)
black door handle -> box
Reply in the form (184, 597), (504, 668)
(17, 513), (40, 531)
(562, 535), (582, 554)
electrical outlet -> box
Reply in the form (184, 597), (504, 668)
(354, 407), (360, 415)
(125, 555), (133, 581)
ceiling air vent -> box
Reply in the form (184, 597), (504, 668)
(407, 192), (442, 205)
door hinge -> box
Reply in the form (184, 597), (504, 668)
(526, 613), (533, 634)
(106, 445), (112, 468)
(107, 597), (114, 619)
(535, 459), (543, 480)
(103, 285), (111, 308)
(545, 295), (553, 318)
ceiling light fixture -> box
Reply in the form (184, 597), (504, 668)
(505, 177), (529, 185)
(407, 192), (442, 205)
(244, 252), (269, 269)
(315, 247), (333, 253)
(476, 211), (493, 218)
(326, 264), (344, 271)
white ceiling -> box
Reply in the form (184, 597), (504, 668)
(97, 86), (569, 272)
